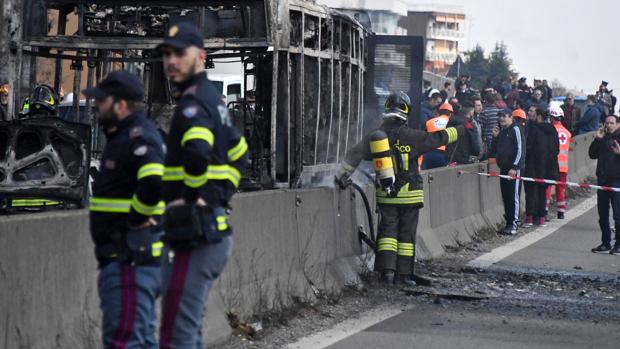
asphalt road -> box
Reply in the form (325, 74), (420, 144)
(325, 303), (618, 349)
(497, 206), (620, 275)
(292, 199), (620, 349)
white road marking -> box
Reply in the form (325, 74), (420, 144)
(468, 196), (598, 269)
(285, 305), (410, 349)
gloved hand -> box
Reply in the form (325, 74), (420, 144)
(385, 184), (398, 198)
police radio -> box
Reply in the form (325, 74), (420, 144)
(369, 130), (397, 197)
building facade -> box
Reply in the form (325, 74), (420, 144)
(403, 4), (466, 74)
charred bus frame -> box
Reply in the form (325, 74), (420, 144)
(13, 0), (370, 189)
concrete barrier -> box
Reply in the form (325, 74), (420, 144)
(416, 163), (505, 259)
(568, 132), (597, 183)
(0, 186), (375, 348)
(0, 131), (598, 348)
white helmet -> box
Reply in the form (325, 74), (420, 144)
(549, 101), (564, 119)
(427, 88), (440, 99)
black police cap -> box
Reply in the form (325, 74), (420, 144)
(157, 22), (203, 51)
(83, 70), (144, 101)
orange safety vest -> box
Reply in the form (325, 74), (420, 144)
(553, 121), (571, 173)
(425, 115), (450, 151)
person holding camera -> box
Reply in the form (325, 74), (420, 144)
(589, 115), (620, 255)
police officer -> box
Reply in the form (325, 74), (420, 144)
(84, 70), (166, 349)
(157, 22), (248, 348)
(338, 92), (463, 286)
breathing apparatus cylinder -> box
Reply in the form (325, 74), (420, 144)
(369, 130), (397, 197)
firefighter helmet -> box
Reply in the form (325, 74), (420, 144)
(383, 92), (411, 121)
(30, 85), (58, 114)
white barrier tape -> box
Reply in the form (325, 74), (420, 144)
(459, 170), (620, 193)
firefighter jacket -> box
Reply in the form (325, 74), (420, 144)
(552, 121), (571, 173)
(446, 114), (481, 164)
(89, 111), (165, 246)
(342, 119), (463, 206)
(425, 114), (450, 151)
(162, 73), (248, 207)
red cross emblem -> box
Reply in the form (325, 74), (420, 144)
(559, 132), (568, 145)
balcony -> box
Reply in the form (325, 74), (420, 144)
(427, 28), (465, 41)
(426, 51), (458, 63)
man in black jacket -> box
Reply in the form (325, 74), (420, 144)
(523, 106), (560, 227)
(589, 115), (620, 255)
(446, 101), (481, 164)
(491, 108), (526, 235)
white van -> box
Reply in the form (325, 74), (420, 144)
(207, 73), (244, 104)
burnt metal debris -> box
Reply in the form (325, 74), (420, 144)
(0, 117), (91, 208)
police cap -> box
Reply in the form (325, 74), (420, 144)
(157, 22), (203, 51)
(83, 70), (144, 102)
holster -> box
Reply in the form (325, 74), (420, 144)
(125, 225), (164, 265)
(163, 205), (231, 245)
(95, 226), (164, 266)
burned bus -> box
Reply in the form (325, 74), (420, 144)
(1, 0), (424, 207)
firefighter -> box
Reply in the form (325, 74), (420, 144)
(29, 84), (59, 116)
(157, 22), (248, 348)
(84, 70), (166, 349)
(18, 97), (30, 118)
(337, 92), (463, 286)
(546, 102), (572, 219)
(1, 83), (9, 121)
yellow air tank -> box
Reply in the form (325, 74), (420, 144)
(370, 130), (396, 196)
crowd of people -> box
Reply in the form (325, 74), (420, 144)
(420, 76), (617, 168)
(419, 75), (620, 255)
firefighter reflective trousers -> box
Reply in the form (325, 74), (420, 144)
(375, 204), (419, 275)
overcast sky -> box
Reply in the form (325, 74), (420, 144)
(421, 0), (619, 93)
